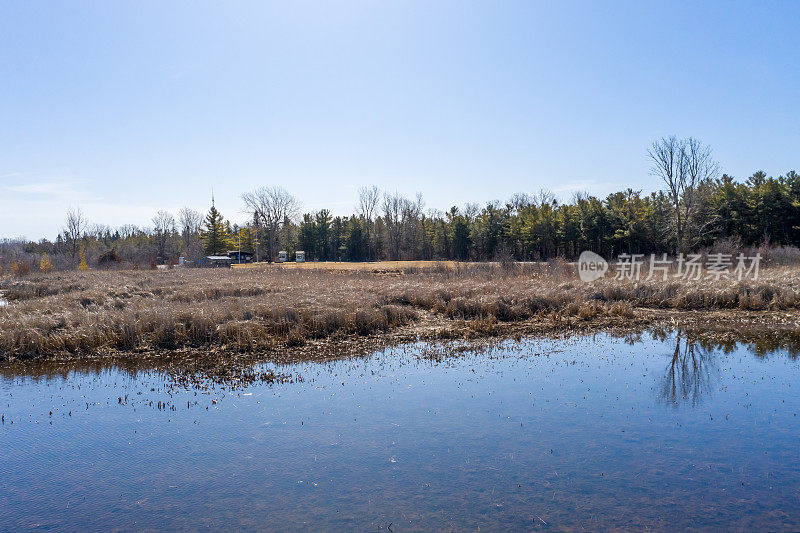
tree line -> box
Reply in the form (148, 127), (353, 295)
(2, 137), (799, 270)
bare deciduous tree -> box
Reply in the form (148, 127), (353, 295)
(648, 136), (685, 252)
(537, 189), (556, 207)
(152, 210), (176, 260)
(379, 191), (428, 260)
(86, 224), (110, 240)
(64, 207), (86, 259)
(402, 193), (425, 257)
(684, 138), (720, 244)
(382, 192), (406, 261)
(357, 186), (380, 222)
(177, 207), (204, 259)
(242, 186), (300, 262)
(178, 207), (202, 239)
(648, 136), (718, 253)
(357, 186), (380, 260)
(509, 193), (533, 213)
(118, 224), (140, 240)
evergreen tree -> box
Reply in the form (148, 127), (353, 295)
(448, 208), (472, 260)
(315, 210), (332, 261)
(201, 205), (229, 256)
(78, 246), (88, 271)
(345, 217), (367, 261)
(40, 252), (53, 273)
(298, 214), (318, 260)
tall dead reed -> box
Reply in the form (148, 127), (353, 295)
(1, 262), (798, 359)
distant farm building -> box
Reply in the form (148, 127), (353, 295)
(227, 250), (254, 263)
(200, 255), (232, 268)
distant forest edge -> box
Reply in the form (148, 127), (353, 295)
(3, 136), (800, 271)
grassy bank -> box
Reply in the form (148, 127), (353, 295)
(2, 261), (799, 361)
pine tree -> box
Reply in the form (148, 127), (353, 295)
(345, 217), (367, 261)
(201, 205), (229, 255)
(78, 246), (88, 271)
(239, 225), (256, 254)
(40, 252), (54, 273)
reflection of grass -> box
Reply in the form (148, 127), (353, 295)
(2, 262), (800, 359)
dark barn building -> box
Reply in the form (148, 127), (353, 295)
(227, 250), (254, 263)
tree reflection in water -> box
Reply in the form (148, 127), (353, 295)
(660, 331), (713, 406)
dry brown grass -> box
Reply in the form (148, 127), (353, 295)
(2, 261), (800, 360)
(232, 260), (460, 272)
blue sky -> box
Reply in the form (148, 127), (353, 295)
(2, 1), (799, 240)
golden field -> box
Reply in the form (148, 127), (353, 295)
(2, 261), (800, 361)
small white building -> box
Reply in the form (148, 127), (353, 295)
(277, 251), (288, 263)
(295, 251), (306, 262)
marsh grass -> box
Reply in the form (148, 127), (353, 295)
(1, 262), (799, 359)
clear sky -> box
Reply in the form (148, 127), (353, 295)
(2, 1), (799, 240)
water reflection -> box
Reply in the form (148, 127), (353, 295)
(0, 351), (298, 389)
(663, 326), (800, 359)
(660, 332), (713, 406)
(4, 326), (800, 398)
(3, 330), (800, 530)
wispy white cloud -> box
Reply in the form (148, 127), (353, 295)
(1, 175), (226, 239)
(553, 180), (598, 194)
(552, 179), (624, 201)
(3, 179), (99, 203)
(2, 177), (109, 238)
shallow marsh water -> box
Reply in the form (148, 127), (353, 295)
(2, 332), (800, 531)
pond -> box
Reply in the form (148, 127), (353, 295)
(2, 331), (799, 531)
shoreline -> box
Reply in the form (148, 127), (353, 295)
(3, 307), (798, 388)
(3, 264), (799, 376)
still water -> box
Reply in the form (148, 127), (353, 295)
(2, 332), (799, 531)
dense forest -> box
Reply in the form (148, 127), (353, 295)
(2, 138), (799, 271)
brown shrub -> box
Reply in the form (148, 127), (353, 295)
(609, 301), (634, 318)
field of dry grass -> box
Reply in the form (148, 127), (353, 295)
(2, 261), (800, 362)
(231, 260), (463, 271)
